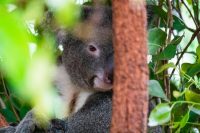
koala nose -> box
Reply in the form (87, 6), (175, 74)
(104, 54), (113, 84)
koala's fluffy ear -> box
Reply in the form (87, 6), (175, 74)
(54, 6), (95, 46)
(56, 5), (112, 49)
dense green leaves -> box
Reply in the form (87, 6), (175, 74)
(152, 5), (186, 31)
(147, 0), (200, 132)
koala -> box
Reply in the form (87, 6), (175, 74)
(0, 6), (113, 133)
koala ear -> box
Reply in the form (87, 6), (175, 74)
(56, 29), (69, 46)
(81, 5), (112, 27)
(80, 6), (95, 20)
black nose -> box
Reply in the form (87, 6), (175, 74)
(104, 53), (113, 84)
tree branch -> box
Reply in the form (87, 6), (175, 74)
(170, 27), (200, 79)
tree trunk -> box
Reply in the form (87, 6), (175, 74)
(111, 0), (148, 133)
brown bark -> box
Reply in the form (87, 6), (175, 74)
(111, 0), (148, 133)
(0, 113), (8, 127)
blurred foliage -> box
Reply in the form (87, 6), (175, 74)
(148, 0), (200, 132)
(0, 0), (101, 123)
(0, 0), (111, 124)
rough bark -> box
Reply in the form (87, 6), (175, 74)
(111, 0), (148, 133)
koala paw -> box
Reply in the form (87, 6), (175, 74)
(0, 126), (16, 133)
(48, 119), (67, 133)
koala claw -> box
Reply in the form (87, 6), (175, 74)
(47, 119), (67, 133)
(0, 126), (16, 133)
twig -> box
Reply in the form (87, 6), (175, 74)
(175, 0), (183, 19)
(191, 0), (200, 43)
(170, 27), (200, 79)
(192, 0), (199, 25)
(181, 0), (198, 28)
(167, 0), (173, 42)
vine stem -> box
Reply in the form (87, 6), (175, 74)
(169, 27), (200, 79)
(163, 0), (173, 100)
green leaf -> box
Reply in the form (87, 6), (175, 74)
(181, 63), (193, 74)
(19, 105), (31, 119)
(156, 63), (176, 74)
(148, 103), (171, 126)
(153, 35), (183, 60)
(154, 44), (177, 60)
(187, 64), (200, 77)
(169, 35), (184, 45)
(54, 1), (81, 28)
(148, 80), (167, 100)
(148, 28), (167, 55)
(0, 108), (17, 122)
(83, 1), (93, 5)
(196, 45), (200, 63)
(181, 63), (200, 77)
(185, 88), (200, 103)
(186, 0), (192, 4)
(10, 94), (23, 111)
(0, 8), (30, 89)
(180, 111), (189, 128)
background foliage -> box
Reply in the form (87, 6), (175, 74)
(148, 0), (200, 132)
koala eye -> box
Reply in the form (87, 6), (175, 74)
(87, 43), (100, 57)
(88, 45), (97, 52)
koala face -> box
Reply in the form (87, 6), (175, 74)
(59, 6), (113, 92)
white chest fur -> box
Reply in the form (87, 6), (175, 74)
(54, 65), (94, 117)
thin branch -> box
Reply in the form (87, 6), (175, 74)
(167, 0), (173, 42)
(185, 25), (196, 32)
(164, 0), (173, 108)
(175, 0), (183, 19)
(170, 27), (200, 79)
(192, 0), (199, 25)
(191, 0), (200, 43)
(181, 0), (198, 28)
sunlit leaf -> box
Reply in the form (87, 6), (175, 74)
(46, 0), (81, 28)
(173, 91), (182, 98)
(24, 0), (44, 21)
(180, 111), (189, 128)
(185, 88), (200, 103)
(0, 8), (29, 88)
(148, 103), (171, 126)
(186, 0), (192, 4)
(196, 45), (200, 63)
